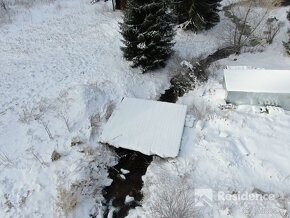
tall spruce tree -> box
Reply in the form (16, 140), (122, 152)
(172, 0), (221, 32)
(172, 0), (192, 24)
(120, 0), (175, 72)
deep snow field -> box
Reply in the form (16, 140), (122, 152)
(0, 0), (290, 217)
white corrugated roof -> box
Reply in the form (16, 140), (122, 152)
(99, 98), (187, 158)
(224, 69), (290, 93)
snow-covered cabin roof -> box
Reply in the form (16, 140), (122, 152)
(224, 69), (290, 93)
(99, 98), (187, 158)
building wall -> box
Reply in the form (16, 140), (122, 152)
(226, 91), (290, 110)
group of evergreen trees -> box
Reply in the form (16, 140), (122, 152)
(172, 0), (221, 31)
(120, 0), (221, 72)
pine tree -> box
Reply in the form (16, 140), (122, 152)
(172, 0), (192, 25)
(172, 0), (221, 32)
(201, 0), (221, 30)
(188, 2), (205, 31)
(120, 0), (175, 72)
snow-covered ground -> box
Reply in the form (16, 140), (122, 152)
(0, 0), (172, 217)
(130, 6), (290, 218)
(1, 0), (290, 217)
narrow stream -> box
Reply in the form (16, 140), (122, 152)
(101, 90), (176, 218)
(102, 147), (153, 217)
(99, 88), (178, 218)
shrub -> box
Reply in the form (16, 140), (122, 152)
(56, 188), (78, 216)
(284, 39), (290, 55)
(146, 176), (196, 218)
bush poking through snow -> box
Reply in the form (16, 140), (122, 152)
(56, 188), (77, 216)
(0, 149), (14, 167)
(55, 91), (73, 132)
(222, 1), (273, 52)
(188, 99), (214, 121)
(264, 17), (284, 44)
(90, 113), (101, 130)
(4, 194), (14, 212)
(0, 0), (10, 24)
(0, 0), (6, 10)
(169, 61), (201, 97)
(71, 137), (85, 147)
(1, 0), (56, 25)
(104, 100), (115, 121)
(37, 118), (54, 140)
(9, 0), (56, 8)
(18, 99), (55, 139)
(284, 30), (290, 55)
(147, 180), (196, 218)
(51, 150), (61, 162)
(18, 105), (38, 124)
(284, 40), (290, 55)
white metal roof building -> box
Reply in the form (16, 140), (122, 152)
(224, 69), (290, 110)
(99, 98), (187, 158)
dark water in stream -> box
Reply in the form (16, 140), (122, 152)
(100, 45), (237, 217)
(102, 147), (152, 217)
(100, 89), (177, 218)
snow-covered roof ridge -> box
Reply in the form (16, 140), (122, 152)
(224, 69), (290, 93)
(99, 97), (187, 158)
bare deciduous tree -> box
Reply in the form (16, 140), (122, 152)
(19, 99), (55, 140)
(264, 17), (285, 44)
(55, 91), (73, 132)
(222, 0), (278, 52)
